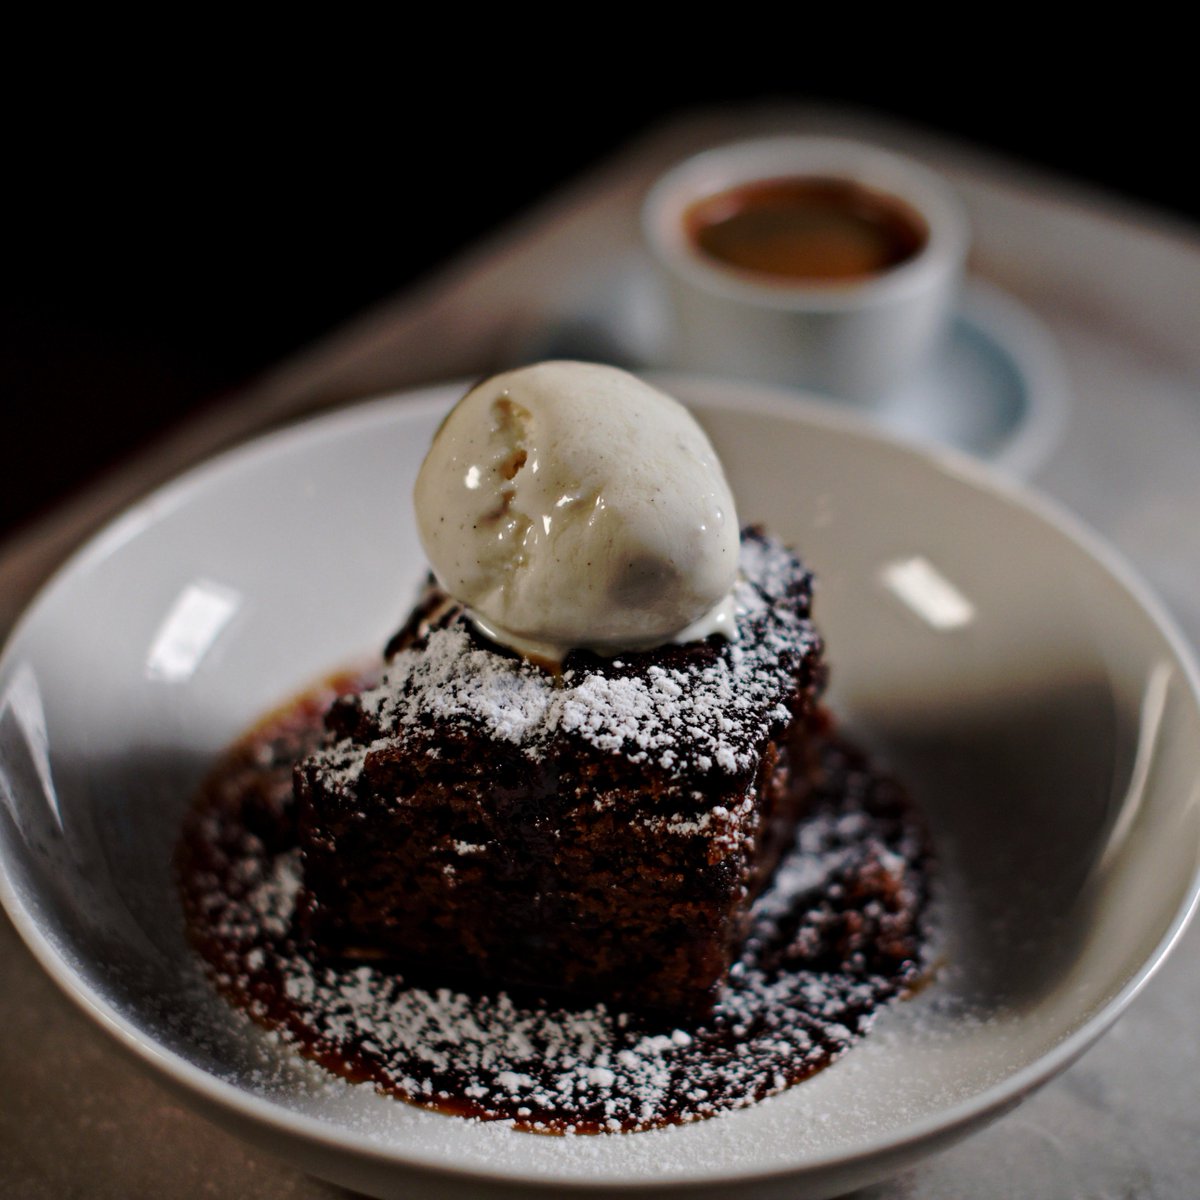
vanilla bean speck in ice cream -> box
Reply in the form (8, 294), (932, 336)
(414, 361), (740, 663)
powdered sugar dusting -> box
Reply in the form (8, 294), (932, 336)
(309, 533), (819, 790)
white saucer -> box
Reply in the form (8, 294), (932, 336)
(507, 268), (1070, 480)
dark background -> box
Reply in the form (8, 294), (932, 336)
(4, 55), (1195, 540)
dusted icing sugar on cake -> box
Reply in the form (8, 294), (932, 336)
(306, 531), (819, 789)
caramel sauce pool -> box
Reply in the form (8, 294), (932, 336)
(686, 177), (928, 283)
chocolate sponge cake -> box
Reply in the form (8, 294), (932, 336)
(293, 528), (827, 1019)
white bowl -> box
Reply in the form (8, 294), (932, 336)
(2, 376), (1199, 1199)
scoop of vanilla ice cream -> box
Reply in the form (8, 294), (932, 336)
(413, 361), (740, 661)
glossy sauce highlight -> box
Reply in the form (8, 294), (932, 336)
(686, 177), (928, 283)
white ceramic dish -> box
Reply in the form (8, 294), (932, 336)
(642, 136), (969, 404)
(1, 377), (1198, 1200)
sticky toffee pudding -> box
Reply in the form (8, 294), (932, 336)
(176, 365), (935, 1132)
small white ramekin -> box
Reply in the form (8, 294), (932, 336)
(642, 136), (969, 404)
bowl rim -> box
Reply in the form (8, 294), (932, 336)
(2, 374), (1199, 1190)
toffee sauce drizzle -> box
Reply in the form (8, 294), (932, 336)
(178, 676), (934, 1134)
